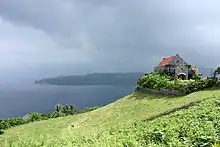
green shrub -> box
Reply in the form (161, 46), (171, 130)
(0, 120), (10, 130)
(0, 118), (26, 130)
(41, 113), (53, 120)
(137, 73), (217, 94)
(26, 112), (43, 122)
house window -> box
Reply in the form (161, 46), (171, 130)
(181, 68), (183, 70)
(176, 60), (180, 63)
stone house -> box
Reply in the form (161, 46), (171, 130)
(154, 54), (198, 79)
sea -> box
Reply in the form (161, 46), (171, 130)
(0, 83), (134, 118)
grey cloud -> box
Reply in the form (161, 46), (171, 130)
(0, 0), (220, 80)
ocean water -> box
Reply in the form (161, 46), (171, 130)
(0, 84), (134, 118)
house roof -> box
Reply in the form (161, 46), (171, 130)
(158, 56), (175, 66)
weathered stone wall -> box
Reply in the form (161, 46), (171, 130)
(137, 86), (185, 96)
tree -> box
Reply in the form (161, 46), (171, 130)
(70, 105), (77, 114)
(51, 104), (64, 118)
(62, 105), (77, 115)
(216, 67), (220, 73)
(28, 112), (42, 122)
(214, 66), (220, 78)
(62, 105), (71, 115)
(192, 68), (200, 80)
(187, 64), (192, 69)
(55, 104), (63, 115)
(214, 72), (217, 78)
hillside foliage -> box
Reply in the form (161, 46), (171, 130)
(81, 97), (220, 146)
(137, 73), (217, 94)
(2, 96), (220, 146)
(0, 105), (101, 133)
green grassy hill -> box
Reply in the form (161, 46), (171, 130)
(1, 90), (220, 146)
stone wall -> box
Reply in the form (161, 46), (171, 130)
(137, 87), (185, 96)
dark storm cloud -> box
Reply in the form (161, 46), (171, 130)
(0, 0), (220, 75)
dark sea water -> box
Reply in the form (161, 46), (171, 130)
(0, 83), (134, 118)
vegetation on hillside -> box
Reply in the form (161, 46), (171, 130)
(0, 104), (101, 133)
(70, 96), (220, 147)
(137, 73), (217, 94)
(1, 93), (220, 146)
(1, 70), (220, 146)
(1, 90), (220, 147)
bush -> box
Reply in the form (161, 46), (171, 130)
(137, 73), (217, 94)
(26, 112), (43, 122)
(0, 118), (26, 130)
(41, 113), (53, 120)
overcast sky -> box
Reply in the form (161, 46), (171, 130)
(0, 0), (220, 81)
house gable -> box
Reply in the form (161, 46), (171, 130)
(175, 63), (189, 78)
(155, 54), (188, 73)
(169, 54), (188, 67)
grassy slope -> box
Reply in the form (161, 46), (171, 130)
(1, 90), (220, 146)
(89, 95), (220, 146)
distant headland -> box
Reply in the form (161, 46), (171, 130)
(35, 72), (145, 86)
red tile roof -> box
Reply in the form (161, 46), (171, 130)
(159, 56), (175, 66)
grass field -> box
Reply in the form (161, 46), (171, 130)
(0, 90), (220, 146)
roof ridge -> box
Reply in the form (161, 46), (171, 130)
(159, 56), (175, 66)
